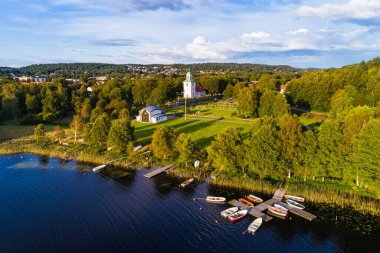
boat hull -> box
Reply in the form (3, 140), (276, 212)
(246, 195), (263, 204)
(206, 196), (226, 203)
(180, 178), (194, 187)
(268, 206), (287, 217)
(286, 199), (305, 209)
(239, 198), (254, 207)
(221, 207), (239, 218)
(228, 210), (248, 223)
(247, 218), (263, 234)
(284, 195), (305, 202)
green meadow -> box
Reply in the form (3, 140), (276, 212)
(133, 117), (252, 148)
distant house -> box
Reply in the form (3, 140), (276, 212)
(280, 84), (287, 94)
(87, 86), (93, 92)
(33, 77), (46, 83)
(136, 106), (168, 123)
(183, 71), (206, 98)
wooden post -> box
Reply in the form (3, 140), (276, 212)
(185, 97), (187, 120)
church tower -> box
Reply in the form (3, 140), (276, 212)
(183, 71), (196, 98)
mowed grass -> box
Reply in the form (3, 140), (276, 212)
(133, 117), (253, 148)
(0, 122), (55, 142)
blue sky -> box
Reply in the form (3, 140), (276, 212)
(1, 0), (380, 68)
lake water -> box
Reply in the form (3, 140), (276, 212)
(0, 154), (379, 253)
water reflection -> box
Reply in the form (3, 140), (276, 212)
(0, 154), (379, 253)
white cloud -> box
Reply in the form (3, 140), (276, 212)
(241, 32), (271, 39)
(298, 0), (380, 20)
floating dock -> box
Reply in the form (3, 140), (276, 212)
(143, 164), (175, 179)
(228, 188), (316, 222)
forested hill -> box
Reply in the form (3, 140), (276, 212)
(0, 63), (301, 77)
(287, 57), (380, 112)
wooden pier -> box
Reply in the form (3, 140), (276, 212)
(143, 164), (175, 179)
(228, 188), (316, 222)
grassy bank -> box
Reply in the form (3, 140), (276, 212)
(0, 137), (138, 169)
(210, 175), (380, 216)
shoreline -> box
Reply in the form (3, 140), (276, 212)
(1, 137), (379, 216)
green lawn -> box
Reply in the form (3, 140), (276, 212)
(0, 122), (55, 142)
(133, 117), (252, 148)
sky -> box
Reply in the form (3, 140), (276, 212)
(1, 0), (380, 68)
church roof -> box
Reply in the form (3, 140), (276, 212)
(195, 86), (204, 92)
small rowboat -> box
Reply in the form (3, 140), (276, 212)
(239, 198), (254, 207)
(246, 195), (263, 204)
(284, 195), (305, 202)
(247, 218), (263, 234)
(274, 204), (288, 212)
(206, 196), (226, 203)
(268, 206), (287, 217)
(221, 207), (239, 218)
(93, 164), (106, 172)
(286, 199), (305, 209)
(179, 178), (194, 187)
(228, 209), (248, 223)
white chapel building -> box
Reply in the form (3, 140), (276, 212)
(183, 71), (206, 98)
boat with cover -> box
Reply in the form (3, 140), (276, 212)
(268, 205), (288, 217)
(179, 178), (194, 187)
(247, 218), (263, 234)
(239, 198), (254, 207)
(246, 195), (263, 204)
(228, 209), (248, 223)
(221, 207), (239, 218)
(286, 199), (305, 209)
(284, 195), (305, 202)
(206, 196), (226, 203)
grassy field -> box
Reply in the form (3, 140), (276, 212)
(0, 122), (55, 142)
(133, 117), (253, 148)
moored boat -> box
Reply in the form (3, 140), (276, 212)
(221, 207), (239, 218)
(284, 194), (305, 202)
(228, 209), (248, 223)
(274, 204), (288, 212)
(246, 195), (263, 204)
(93, 164), (106, 172)
(268, 206), (287, 217)
(239, 198), (254, 207)
(286, 199), (305, 209)
(179, 178), (194, 187)
(247, 218), (263, 234)
(206, 196), (226, 203)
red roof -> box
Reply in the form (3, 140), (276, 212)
(196, 86), (204, 92)
(281, 85), (287, 90)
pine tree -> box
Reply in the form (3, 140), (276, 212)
(34, 124), (46, 142)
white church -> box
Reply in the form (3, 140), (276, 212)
(183, 71), (206, 98)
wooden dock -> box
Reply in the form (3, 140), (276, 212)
(275, 202), (316, 221)
(143, 164), (175, 179)
(228, 188), (316, 222)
